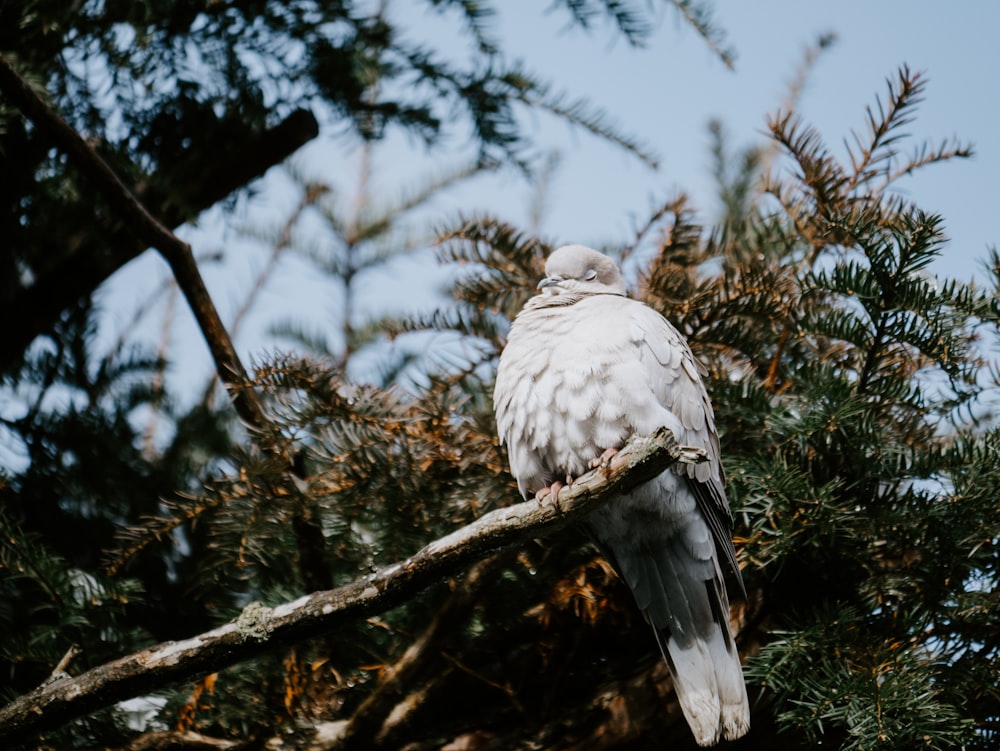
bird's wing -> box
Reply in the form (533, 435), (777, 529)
(629, 305), (743, 594)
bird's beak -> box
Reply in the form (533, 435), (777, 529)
(538, 274), (565, 290)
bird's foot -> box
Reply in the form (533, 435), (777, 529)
(589, 447), (619, 469)
(534, 475), (574, 510)
(534, 480), (563, 504)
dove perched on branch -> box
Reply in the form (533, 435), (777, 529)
(493, 245), (749, 746)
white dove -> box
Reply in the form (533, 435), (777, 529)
(493, 245), (750, 746)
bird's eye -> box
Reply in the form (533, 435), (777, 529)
(583, 269), (598, 281)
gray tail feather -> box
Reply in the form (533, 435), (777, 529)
(618, 547), (750, 746)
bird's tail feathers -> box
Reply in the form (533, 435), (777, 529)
(652, 619), (748, 746)
(620, 546), (750, 746)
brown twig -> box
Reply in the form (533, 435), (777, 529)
(46, 645), (81, 683)
(336, 553), (512, 750)
(201, 181), (329, 410)
(440, 651), (526, 713)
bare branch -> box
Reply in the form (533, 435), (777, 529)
(0, 428), (700, 744)
(0, 54), (278, 429)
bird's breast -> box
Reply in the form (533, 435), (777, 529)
(495, 296), (659, 493)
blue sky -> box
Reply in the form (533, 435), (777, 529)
(96, 0), (1000, 405)
(482, 0), (999, 280)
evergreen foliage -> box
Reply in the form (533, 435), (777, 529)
(347, 64), (996, 749)
(257, 152), (495, 383)
(0, 304), (235, 744)
(1, 0), (681, 372)
(1, 4), (997, 750)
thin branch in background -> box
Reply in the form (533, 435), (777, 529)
(878, 138), (974, 194)
(339, 143), (373, 368)
(759, 32), (837, 175)
(232, 184), (331, 342)
(201, 180), (330, 409)
(556, 0), (654, 46)
(142, 281), (177, 459)
(620, 195), (688, 263)
(669, 0), (736, 70)
(440, 650), (526, 714)
(521, 78), (661, 170)
(528, 151), (562, 236)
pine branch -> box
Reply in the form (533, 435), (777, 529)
(0, 53), (336, 605)
(879, 138), (973, 193)
(555, 0), (650, 45)
(518, 72), (660, 169)
(0, 54), (265, 430)
(426, 0), (499, 55)
(845, 65), (925, 192)
(669, 0), (736, 69)
(0, 428), (702, 745)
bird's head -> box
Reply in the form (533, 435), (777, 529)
(538, 245), (627, 298)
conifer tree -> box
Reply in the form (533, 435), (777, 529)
(0, 2), (732, 747)
(2, 5), (997, 751)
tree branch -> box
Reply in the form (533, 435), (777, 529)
(0, 428), (702, 744)
(0, 54), (268, 428)
(0, 56), (318, 378)
(0, 54), (342, 613)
